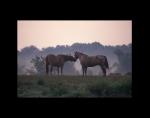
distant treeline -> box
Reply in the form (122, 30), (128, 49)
(18, 42), (132, 75)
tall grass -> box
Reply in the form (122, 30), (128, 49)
(17, 75), (132, 97)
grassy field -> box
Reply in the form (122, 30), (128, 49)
(17, 75), (132, 98)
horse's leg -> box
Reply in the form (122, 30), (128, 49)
(46, 64), (49, 75)
(101, 66), (106, 77)
(50, 66), (53, 76)
(57, 67), (59, 76)
(82, 66), (84, 77)
(61, 65), (63, 75)
(85, 67), (87, 76)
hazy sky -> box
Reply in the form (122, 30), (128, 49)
(17, 20), (132, 50)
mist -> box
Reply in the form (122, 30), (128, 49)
(17, 42), (132, 75)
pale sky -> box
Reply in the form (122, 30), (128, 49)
(17, 20), (132, 50)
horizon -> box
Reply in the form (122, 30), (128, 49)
(17, 20), (132, 50)
(18, 41), (132, 51)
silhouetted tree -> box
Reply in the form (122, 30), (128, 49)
(25, 67), (36, 75)
(31, 56), (45, 74)
(114, 49), (132, 73)
(17, 65), (25, 75)
(109, 62), (120, 73)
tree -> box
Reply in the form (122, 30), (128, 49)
(31, 56), (45, 75)
(114, 49), (132, 73)
(17, 65), (26, 75)
(25, 67), (36, 75)
(109, 62), (120, 73)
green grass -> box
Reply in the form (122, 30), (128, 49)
(17, 75), (132, 97)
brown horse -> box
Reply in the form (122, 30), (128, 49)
(45, 54), (76, 75)
(74, 51), (109, 76)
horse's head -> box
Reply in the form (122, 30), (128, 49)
(74, 51), (79, 60)
(66, 55), (76, 62)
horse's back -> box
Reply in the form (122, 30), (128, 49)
(46, 54), (56, 60)
(80, 55), (97, 66)
(57, 54), (65, 60)
(96, 55), (106, 58)
(57, 55), (65, 63)
(96, 55), (106, 61)
(46, 54), (57, 64)
(96, 55), (109, 68)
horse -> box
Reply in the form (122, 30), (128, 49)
(74, 51), (109, 76)
(45, 54), (76, 75)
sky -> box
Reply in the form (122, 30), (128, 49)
(17, 20), (132, 50)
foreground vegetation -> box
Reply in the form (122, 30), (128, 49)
(17, 75), (132, 97)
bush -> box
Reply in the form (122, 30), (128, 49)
(37, 79), (45, 86)
(17, 75), (132, 97)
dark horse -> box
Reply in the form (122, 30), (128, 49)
(45, 54), (76, 75)
(74, 51), (109, 76)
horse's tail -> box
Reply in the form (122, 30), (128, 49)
(104, 56), (109, 69)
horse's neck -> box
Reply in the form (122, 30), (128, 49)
(62, 55), (69, 62)
(77, 52), (86, 57)
(78, 54), (88, 61)
(79, 52), (87, 56)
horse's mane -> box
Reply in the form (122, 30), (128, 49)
(57, 54), (65, 57)
(76, 51), (88, 56)
(58, 54), (73, 58)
